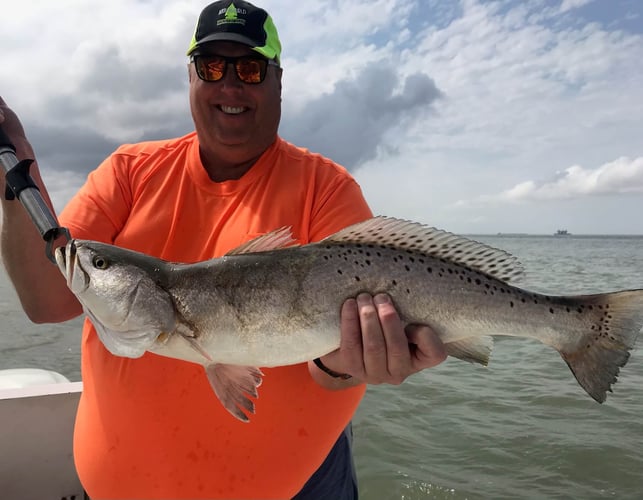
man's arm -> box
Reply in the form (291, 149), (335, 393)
(0, 97), (82, 323)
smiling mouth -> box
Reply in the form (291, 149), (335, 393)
(219, 105), (247, 115)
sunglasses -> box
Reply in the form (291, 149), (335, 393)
(191, 54), (279, 84)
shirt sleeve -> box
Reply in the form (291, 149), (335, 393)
(308, 174), (373, 242)
(59, 150), (133, 243)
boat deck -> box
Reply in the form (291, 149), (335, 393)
(0, 382), (85, 500)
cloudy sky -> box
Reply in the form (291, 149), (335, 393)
(2, 0), (642, 234)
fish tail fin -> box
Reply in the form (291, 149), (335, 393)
(558, 290), (643, 403)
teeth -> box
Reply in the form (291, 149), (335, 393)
(220, 105), (245, 115)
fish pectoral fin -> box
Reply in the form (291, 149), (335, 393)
(445, 336), (493, 366)
(205, 364), (264, 423)
(181, 335), (214, 362)
(174, 321), (213, 362)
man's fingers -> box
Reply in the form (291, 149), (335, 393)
(406, 324), (447, 370)
(337, 297), (364, 376)
(374, 294), (412, 384)
(357, 293), (389, 383)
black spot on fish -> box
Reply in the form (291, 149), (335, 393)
(510, 301), (514, 308)
(427, 267), (433, 273)
(549, 308), (554, 314)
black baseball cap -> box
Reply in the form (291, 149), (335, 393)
(187, 1), (282, 63)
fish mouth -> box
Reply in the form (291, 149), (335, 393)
(55, 240), (86, 293)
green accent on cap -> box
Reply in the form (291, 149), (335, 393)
(225, 4), (238, 20)
(253, 15), (281, 61)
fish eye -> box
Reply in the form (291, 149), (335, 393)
(92, 255), (109, 269)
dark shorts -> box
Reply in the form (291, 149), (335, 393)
(292, 423), (358, 500)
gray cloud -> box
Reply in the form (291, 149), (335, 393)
(27, 123), (120, 174)
(78, 46), (186, 101)
(279, 63), (442, 169)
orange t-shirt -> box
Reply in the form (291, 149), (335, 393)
(59, 133), (372, 499)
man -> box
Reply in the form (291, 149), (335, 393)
(0, 1), (446, 498)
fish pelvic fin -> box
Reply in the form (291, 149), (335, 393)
(558, 290), (643, 403)
(205, 364), (264, 422)
(445, 336), (493, 366)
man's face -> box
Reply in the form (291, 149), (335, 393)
(189, 41), (282, 170)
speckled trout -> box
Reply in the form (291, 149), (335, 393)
(55, 217), (643, 421)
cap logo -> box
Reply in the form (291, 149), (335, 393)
(218, 3), (247, 26)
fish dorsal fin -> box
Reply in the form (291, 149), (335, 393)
(226, 227), (297, 255)
(322, 216), (524, 282)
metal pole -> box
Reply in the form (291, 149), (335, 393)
(0, 125), (70, 263)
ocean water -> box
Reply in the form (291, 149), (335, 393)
(1, 234), (642, 499)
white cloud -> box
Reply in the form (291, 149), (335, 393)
(453, 157), (643, 207)
(559, 0), (594, 14)
(510, 157), (643, 199)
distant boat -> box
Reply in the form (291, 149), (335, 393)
(554, 229), (571, 236)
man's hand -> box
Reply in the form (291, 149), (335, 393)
(0, 96), (36, 162)
(308, 293), (447, 389)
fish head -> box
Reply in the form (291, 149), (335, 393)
(55, 239), (176, 358)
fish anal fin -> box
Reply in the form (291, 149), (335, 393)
(445, 336), (493, 366)
(205, 364), (264, 422)
(226, 227), (297, 255)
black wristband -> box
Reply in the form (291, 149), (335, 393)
(313, 358), (352, 380)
